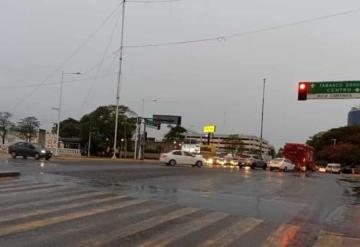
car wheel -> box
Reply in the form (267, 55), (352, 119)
(45, 157), (51, 161)
(263, 165), (267, 170)
(11, 152), (17, 159)
(34, 153), (40, 160)
(22, 156), (27, 159)
(169, 159), (176, 166)
(196, 161), (203, 168)
(251, 164), (256, 169)
(238, 165), (243, 169)
(283, 167), (288, 172)
(270, 167), (273, 171)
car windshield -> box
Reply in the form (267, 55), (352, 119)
(273, 158), (283, 162)
(33, 144), (44, 150)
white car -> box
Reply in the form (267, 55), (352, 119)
(268, 158), (295, 172)
(159, 150), (204, 167)
(326, 163), (341, 174)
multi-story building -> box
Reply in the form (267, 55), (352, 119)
(184, 131), (275, 158)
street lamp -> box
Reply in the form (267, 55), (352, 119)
(55, 71), (81, 156)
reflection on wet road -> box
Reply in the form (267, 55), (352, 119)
(1, 157), (360, 246)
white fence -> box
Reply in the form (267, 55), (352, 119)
(48, 148), (81, 157)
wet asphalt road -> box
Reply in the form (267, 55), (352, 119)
(1, 156), (360, 246)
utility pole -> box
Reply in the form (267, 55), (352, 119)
(259, 78), (266, 159)
(56, 71), (64, 156)
(55, 71), (81, 156)
(88, 132), (91, 158)
(112, 0), (127, 159)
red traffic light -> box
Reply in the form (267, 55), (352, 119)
(298, 82), (308, 101)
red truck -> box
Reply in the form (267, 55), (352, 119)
(283, 143), (315, 171)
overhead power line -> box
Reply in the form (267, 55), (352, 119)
(127, 0), (184, 3)
(78, 10), (122, 115)
(0, 72), (117, 89)
(9, 4), (122, 112)
(124, 7), (360, 48)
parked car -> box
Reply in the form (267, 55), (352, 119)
(268, 158), (295, 172)
(8, 142), (52, 160)
(318, 167), (326, 173)
(239, 155), (267, 170)
(341, 165), (353, 174)
(325, 163), (341, 174)
(214, 157), (226, 166)
(159, 150), (204, 167)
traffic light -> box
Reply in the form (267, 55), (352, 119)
(298, 82), (308, 101)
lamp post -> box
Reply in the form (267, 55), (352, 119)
(55, 71), (81, 156)
(259, 78), (266, 159)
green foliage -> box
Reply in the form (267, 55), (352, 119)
(79, 105), (136, 154)
(164, 126), (187, 142)
(307, 126), (360, 165)
(52, 118), (81, 138)
(0, 112), (14, 144)
(16, 117), (40, 142)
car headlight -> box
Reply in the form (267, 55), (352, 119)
(41, 150), (46, 154)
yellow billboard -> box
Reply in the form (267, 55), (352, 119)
(203, 125), (216, 133)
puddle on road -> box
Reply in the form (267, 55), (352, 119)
(337, 177), (360, 205)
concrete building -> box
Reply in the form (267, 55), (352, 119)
(184, 131), (275, 158)
(348, 106), (360, 126)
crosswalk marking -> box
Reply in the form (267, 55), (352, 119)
(313, 231), (343, 247)
(0, 181), (39, 189)
(0, 193), (127, 223)
(0, 198), (147, 237)
(0, 183), (60, 193)
(22, 203), (175, 247)
(1, 179), (358, 247)
(198, 217), (263, 247)
(0, 190), (100, 211)
(262, 224), (300, 247)
(75, 207), (200, 247)
(140, 212), (229, 247)
(341, 235), (360, 247)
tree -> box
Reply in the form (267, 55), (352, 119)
(307, 126), (360, 165)
(164, 126), (187, 142)
(17, 117), (40, 142)
(276, 148), (284, 158)
(52, 118), (81, 138)
(79, 105), (136, 155)
(0, 112), (14, 144)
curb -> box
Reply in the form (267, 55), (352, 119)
(0, 171), (21, 178)
(52, 157), (159, 164)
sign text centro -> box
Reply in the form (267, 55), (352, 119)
(306, 81), (360, 100)
(203, 125), (216, 133)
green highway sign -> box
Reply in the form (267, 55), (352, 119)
(299, 81), (360, 100)
(144, 118), (161, 129)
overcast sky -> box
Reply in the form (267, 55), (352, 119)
(1, 0), (360, 148)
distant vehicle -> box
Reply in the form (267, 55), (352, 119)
(239, 155), (267, 170)
(268, 158), (295, 172)
(341, 165), (353, 174)
(159, 150), (204, 167)
(8, 142), (52, 160)
(326, 163), (341, 174)
(318, 167), (326, 173)
(214, 157), (226, 166)
(283, 143), (315, 171)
